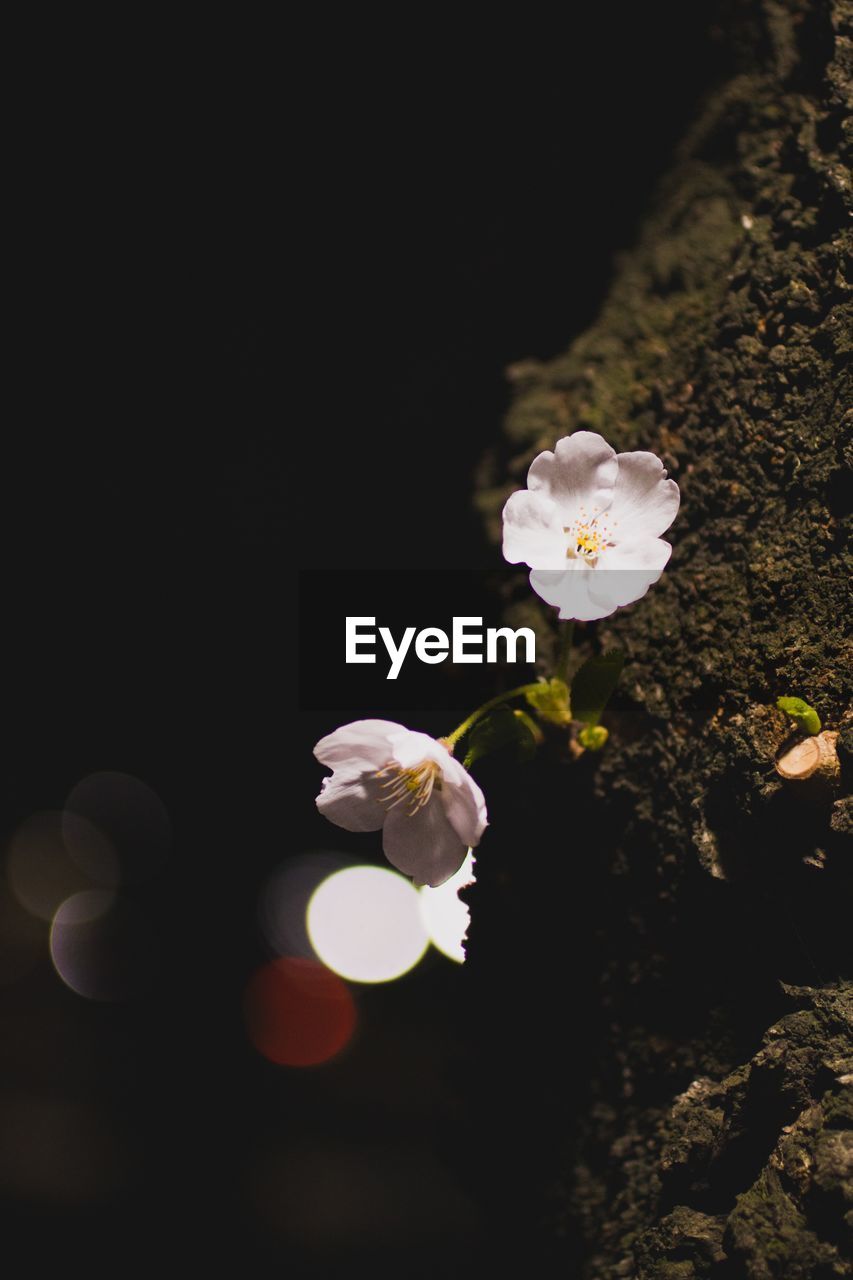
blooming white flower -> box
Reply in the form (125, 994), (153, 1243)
(313, 720), (488, 888)
(502, 430), (680, 621)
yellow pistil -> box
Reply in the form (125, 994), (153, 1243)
(376, 759), (442, 815)
(563, 508), (615, 562)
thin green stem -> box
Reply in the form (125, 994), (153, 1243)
(554, 620), (575, 684)
(442, 682), (543, 751)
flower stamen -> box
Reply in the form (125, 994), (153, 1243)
(562, 509), (615, 563)
(376, 759), (443, 816)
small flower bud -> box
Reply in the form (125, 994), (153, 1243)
(524, 678), (572, 726)
(578, 724), (609, 751)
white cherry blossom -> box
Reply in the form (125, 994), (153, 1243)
(313, 720), (487, 887)
(502, 430), (679, 620)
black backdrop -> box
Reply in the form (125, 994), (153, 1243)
(2, 7), (729, 1273)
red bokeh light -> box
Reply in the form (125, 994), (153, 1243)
(243, 957), (356, 1067)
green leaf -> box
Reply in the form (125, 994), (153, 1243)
(776, 696), (821, 735)
(571, 650), (624, 726)
(463, 706), (540, 769)
(523, 677), (571, 726)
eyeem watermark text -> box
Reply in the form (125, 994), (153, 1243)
(346, 616), (536, 680)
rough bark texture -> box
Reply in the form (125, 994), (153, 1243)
(469, 2), (852, 1276)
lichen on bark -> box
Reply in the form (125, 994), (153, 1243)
(468, 2), (852, 1275)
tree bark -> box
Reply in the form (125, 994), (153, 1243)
(468, 3), (852, 1276)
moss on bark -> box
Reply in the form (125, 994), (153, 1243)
(468, 2), (852, 1275)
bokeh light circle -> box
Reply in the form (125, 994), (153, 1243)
(50, 890), (158, 1002)
(7, 811), (118, 920)
(418, 850), (475, 963)
(306, 865), (429, 984)
(244, 957), (356, 1067)
(63, 771), (171, 884)
(258, 852), (349, 959)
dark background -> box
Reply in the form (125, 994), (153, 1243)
(2, 7), (731, 1273)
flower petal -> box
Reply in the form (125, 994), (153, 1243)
(387, 728), (446, 770)
(383, 734), (488, 848)
(314, 720), (402, 770)
(599, 537), (674, 574)
(527, 432), (618, 523)
(608, 451), (680, 539)
(588, 539), (673, 612)
(382, 795), (469, 887)
(528, 567), (612, 621)
(315, 766), (386, 832)
(501, 489), (566, 569)
(439, 755), (488, 848)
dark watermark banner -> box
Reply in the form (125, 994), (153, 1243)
(298, 569), (539, 714)
(297, 566), (692, 714)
